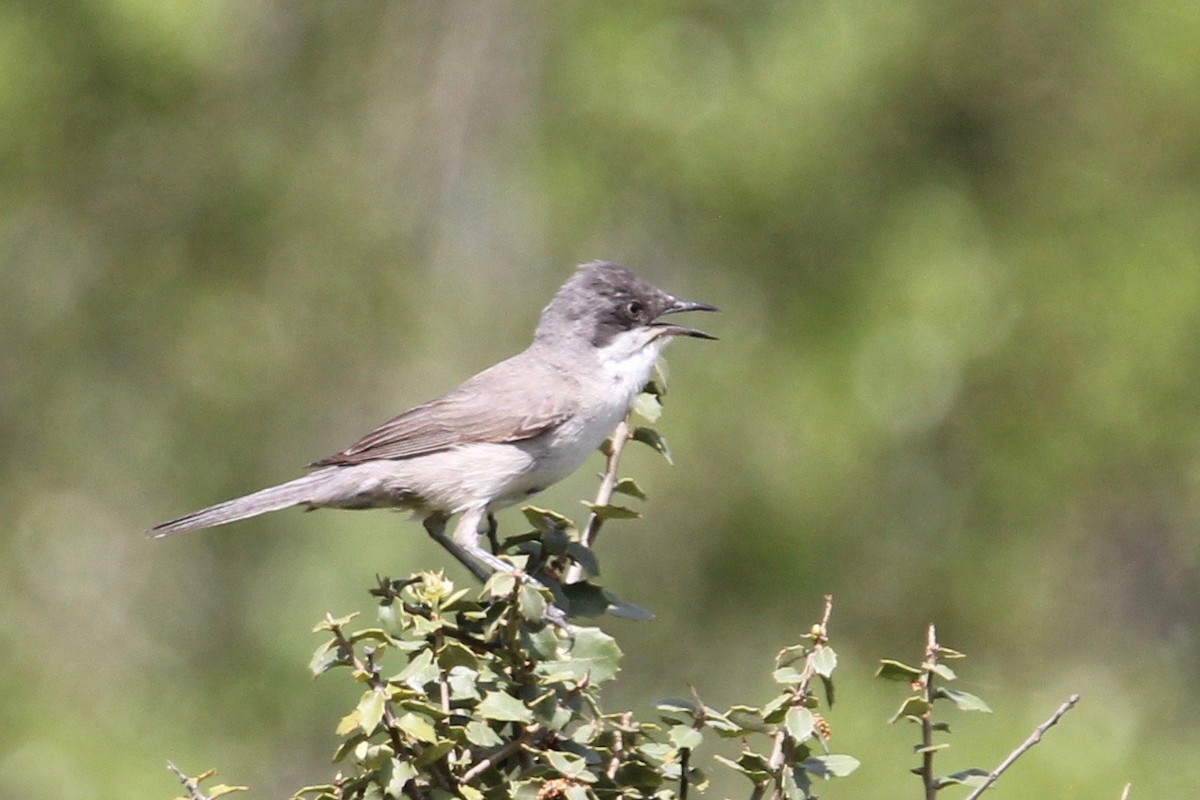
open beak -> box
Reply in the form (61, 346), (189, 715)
(651, 298), (720, 340)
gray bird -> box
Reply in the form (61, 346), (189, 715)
(149, 261), (717, 581)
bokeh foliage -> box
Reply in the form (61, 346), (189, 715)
(3, 2), (1200, 797)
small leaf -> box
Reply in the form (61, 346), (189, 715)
(762, 693), (791, 723)
(309, 641), (342, 676)
(772, 666), (805, 684)
(357, 690), (386, 735)
(393, 649), (437, 687)
(465, 720), (503, 747)
(395, 712), (437, 743)
(384, 758), (417, 796)
(656, 696), (700, 720)
(724, 705), (769, 735)
(562, 581), (609, 618)
(478, 691), (534, 723)
(486, 571), (517, 598)
(518, 583), (548, 622)
(335, 709), (360, 737)
(940, 768), (991, 788)
(602, 589), (654, 621)
(801, 754), (860, 778)
(459, 784), (485, 800)
(808, 646), (837, 678)
(914, 743), (951, 754)
(313, 612), (359, 632)
(207, 785), (249, 798)
(537, 627), (622, 683)
(544, 750), (588, 778)
(669, 724), (703, 750)
(612, 477), (647, 500)
(889, 696), (931, 723)
(785, 707), (816, 741)
(633, 392), (663, 422)
(631, 426), (673, 464)
(564, 543), (600, 578)
(582, 502), (641, 520)
(929, 663), (957, 681)
(937, 688), (992, 713)
(522, 506), (576, 532)
(876, 659), (924, 681)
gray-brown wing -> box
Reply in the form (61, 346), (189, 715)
(310, 362), (576, 466)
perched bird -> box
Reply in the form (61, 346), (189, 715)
(149, 261), (717, 580)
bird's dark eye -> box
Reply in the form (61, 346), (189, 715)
(625, 300), (643, 318)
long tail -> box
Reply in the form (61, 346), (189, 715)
(147, 471), (335, 538)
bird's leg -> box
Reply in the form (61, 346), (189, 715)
(485, 512), (500, 555)
(422, 512), (491, 582)
(435, 508), (570, 631)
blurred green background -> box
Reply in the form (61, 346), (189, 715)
(3, 2), (1199, 797)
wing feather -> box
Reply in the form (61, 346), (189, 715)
(310, 358), (575, 466)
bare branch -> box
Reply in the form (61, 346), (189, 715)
(963, 694), (1081, 800)
(166, 762), (211, 800)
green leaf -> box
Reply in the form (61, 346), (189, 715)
(937, 687), (992, 712)
(582, 502), (641, 520)
(357, 690), (386, 735)
(669, 724), (703, 750)
(762, 693), (791, 723)
(395, 712), (437, 743)
(564, 543), (600, 577)
(309, 641), (342, 676)
(521, 506), (576, 532)
(477, 691), (534, 723)
(413, 739), (456, 767)
(562, 581), (609, 618)
(889, 696), (931, 723)
(538, 627), (622, 683)
(631, 426), (673, 464)
(446, 666), (481, 701)
(602, 589), (654, 621)
(724, 705), (769, 735)
(543, 750), (588, 778)
(633, 391), (664, 422)
(929, 663), (957, 681)
(313, 612), (359, 632)
(914, 743), (950, 754)
(465, 720), (504, 747)
(207, 785), (249, 798)
(808, 646), (837, 678)
(393, 649), (437, 687)
(458, 785), (485, 800)
(518, 583), (548, 622)
(384, 758), (417, 796)
(785, 707), (816, 741)
(773, 666), (805, 684)
(801, 754), (860, 778)
(486, 571), (517, 598)
(876, 659), (924, 681)
(612, 477), (647, 500)
(940, 768), (991, 788)
(656, 696), (700, 720)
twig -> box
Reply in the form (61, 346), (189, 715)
(1119, 783), (1131, 800)
(920, 624), (939, 800)
(166, 762), (211, 800)
(565, 414), (632, 583)
(459, 725), (540, 784)
(963, 694), (1081, 800)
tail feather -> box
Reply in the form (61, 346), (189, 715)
(147, 472), (331, 537)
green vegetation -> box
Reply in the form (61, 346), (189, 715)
(2, 3), (1198, 797)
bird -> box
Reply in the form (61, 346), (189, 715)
(148, 261), (718, 582)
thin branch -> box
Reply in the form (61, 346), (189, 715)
(459, 725), (540, 784)
(565, 414), (632, 583)
(921, 624), (939, 800)
(963, 694), (1081, 800)
(1119, 783), (1131, 800)
(166, 762), (211, 800)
